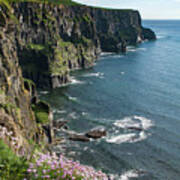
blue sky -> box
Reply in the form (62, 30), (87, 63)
(74, 0), (180, 19)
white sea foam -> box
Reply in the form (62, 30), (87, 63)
(157, 35), (166, 39)
(83, 72), (104, 79)
(128, 49), (136, 52)
(138, 47), (147, 51)
(106, 133), (136, 144)
(114, 116), (153, 130)
(82, 112), (88, 116)
(39, 91), (49, 95)
(127, 46), (137, 52)
(111, 55), (124, 59)
(53, 109), (67, 114)
(100, 52), (114, 56)
(68, 96), (77, 101)
(114, 117), (141, 129)
(121, 72), (125, 75)
(120, 170), (139, 180)
(70, 77), (84, 85)
(68, 112), (78, 119)
(106, 116), (154, 144)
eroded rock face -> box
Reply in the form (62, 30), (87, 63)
(12, 3), (100, 89)
(10, 2), (156, 89)
(0, 7), (53, 154)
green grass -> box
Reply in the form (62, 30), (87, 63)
(0, 140), (28, 180)
(32, 101), (50, 125)
(7, 0), (80, 6)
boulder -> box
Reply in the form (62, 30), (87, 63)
(85, 127), (107, 139)
(69, 134), (90, 142)
(53, 120), (68, 129)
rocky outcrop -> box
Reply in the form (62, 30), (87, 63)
(8, 2), (156, 89)
(69, 134), (90, 142)
(85, 127), (107, 139)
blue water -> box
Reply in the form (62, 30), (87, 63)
(40, 20), (180, 180)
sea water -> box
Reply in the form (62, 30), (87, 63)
(40, 20), (180, 180)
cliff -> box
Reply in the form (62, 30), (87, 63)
(10, 2), (156, 89)
(0, 0), (156, 154)
(0, 3), (54, 155)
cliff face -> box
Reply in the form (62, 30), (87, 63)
(13, 3), (100, 89)
(91, 9), (156, 52)
(11, 2), (155, 89)
(0, 5), (53, 154)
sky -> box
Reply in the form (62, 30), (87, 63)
(74, 0), (180, 20)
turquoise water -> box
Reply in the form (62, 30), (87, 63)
(40, 20), (180, 180)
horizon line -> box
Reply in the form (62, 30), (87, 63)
(143, 19), (180, 20)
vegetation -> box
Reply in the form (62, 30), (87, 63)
(32, 101), (50, 125)
(27, 44), (46, 51)
(3, 0), (80, 6)
(0, 140), (28, 180)
(0, 125), (108, 179)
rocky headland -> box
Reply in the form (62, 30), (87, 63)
(0, 0), (156, 179)
(12, 2), (156, 89)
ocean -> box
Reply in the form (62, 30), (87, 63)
(40, 20), (180, 180)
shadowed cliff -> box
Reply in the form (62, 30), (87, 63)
(10, 2), (156, 89)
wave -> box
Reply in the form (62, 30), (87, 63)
(82, 72), (104, 79)
(106, 116), (154, 144)
(157, 35), (166, 39)
(70, 76), (85, 85)
(53, 109), (67, 114)
(137, 47), (147, 51)
(127, 46), (147, 53)
(68, 96), (78, 102)
(120, 170), (139, 180)
(39, 91), (49, 95)
(100, 52), (114, 56)
(111, 55), (124, 59)
(81, 112), (88, 116)
(68, 112), (78, 119)
(106, 131), (148, 144)
(114, 116), (153, 130)
(127, 46), (137, 52)
(106, 133), (136, 144)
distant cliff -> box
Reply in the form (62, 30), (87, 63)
(11, 2), (156, 89)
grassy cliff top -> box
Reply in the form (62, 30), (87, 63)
(1, 0), (79, 5)
(1, 0), (135, 11)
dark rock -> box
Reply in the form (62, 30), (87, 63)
(85, 127), (107, 139)
(53, 120), (68, 129)
(127, 127), (143, 131)
(142, 28), (156, 40)
(63, 125), (69, 130)
(69, 134), (90, 142)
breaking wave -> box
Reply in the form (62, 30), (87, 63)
(106, 116), (154, 144)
